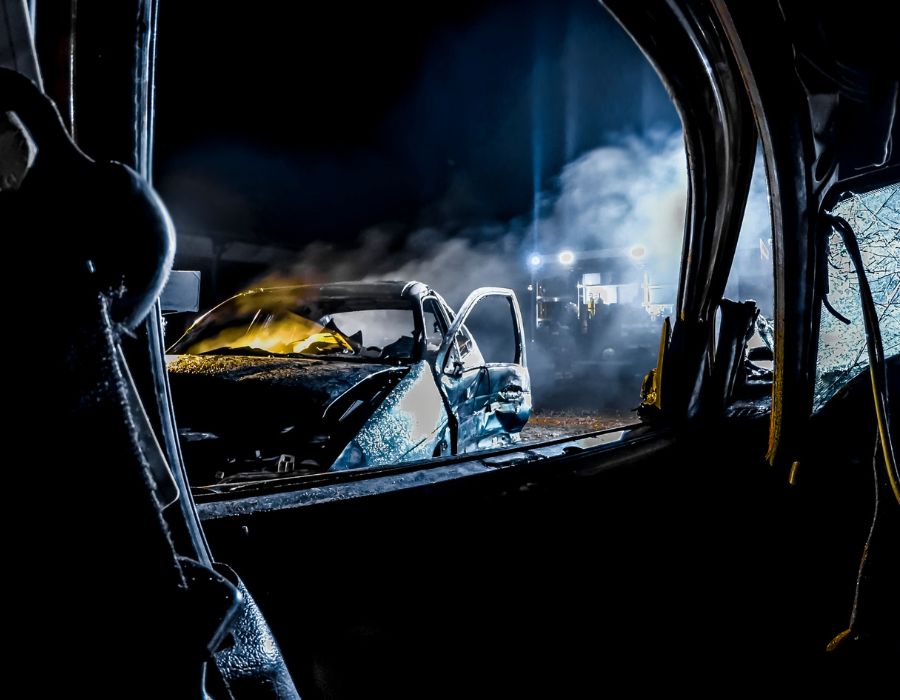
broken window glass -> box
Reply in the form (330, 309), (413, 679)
(814, 184), (899, 411)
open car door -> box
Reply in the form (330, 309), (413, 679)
(436, 287), (531, 453)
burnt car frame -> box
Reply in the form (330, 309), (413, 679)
(166, 281), (531, 483)
(5, 0), (898, 696)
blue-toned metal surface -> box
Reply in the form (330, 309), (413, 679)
(331, 360), (447, 469)
(483, 363), (532, 436)
(435, 287), (532, 451)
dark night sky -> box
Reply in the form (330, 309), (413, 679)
(153, 0), (679, 251)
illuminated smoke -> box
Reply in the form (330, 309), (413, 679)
(254, 130), (772, 409)
(261, 129), (691, 307)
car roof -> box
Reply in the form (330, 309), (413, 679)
(239, 280), (430, 301)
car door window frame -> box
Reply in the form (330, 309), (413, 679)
(436, 287), (525, 376)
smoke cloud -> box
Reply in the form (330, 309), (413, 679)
(253, 129), (772, 410)
(259, 129), (692, 308)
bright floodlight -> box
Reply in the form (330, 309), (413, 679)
(528, 253), (542, 268)
(558, 250), (575, 266)
(629, 244), (647, 260)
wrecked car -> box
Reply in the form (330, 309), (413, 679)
(167, 281), (531, 484)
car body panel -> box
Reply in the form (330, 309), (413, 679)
(437, 287), (531, 451)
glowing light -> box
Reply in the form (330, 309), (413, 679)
(558, 250), (576, 266)
(629, 244), (647, 260)
(528, 253), (542, 268)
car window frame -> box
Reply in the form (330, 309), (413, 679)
(180, 1), (761, 507)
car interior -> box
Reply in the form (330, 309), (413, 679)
(3, 0), (897, 696)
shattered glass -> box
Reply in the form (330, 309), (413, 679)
(814, 184), (899, 411)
